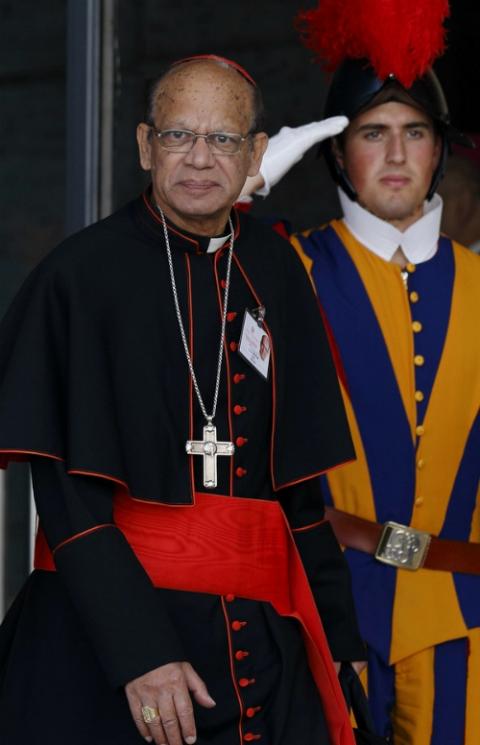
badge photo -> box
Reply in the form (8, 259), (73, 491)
(238, 308), (271, 380)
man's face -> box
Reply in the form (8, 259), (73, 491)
(259, 334), (270, 360)
(337, 101), (441, 231)
(136, 62), (267, 235)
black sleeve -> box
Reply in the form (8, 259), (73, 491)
(279, 477), (366, 662)
(31, 457), (185, 688)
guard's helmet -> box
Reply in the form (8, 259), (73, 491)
(322, 58), (474, 201)
(296, 0), (475, 201)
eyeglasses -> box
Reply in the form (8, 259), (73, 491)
(149, 127), (252, 155)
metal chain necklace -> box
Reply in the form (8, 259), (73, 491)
(158, 207), (235, 488)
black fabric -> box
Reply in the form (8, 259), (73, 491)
(295, 520), (366, 662)
(279, 477), (366, 661)
(0, 196), (363, 744)
(0, 194), (354, 502)
(339, 664), (390, 745)
(30, 457), (186, 686)
(0, 573), (330, 745)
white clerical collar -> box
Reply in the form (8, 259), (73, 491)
(207, 235), (230, 253)
(338, 187), (443, 264)
(154, 200), (231, 254)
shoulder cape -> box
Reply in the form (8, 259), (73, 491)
(0, 196), (354, 503)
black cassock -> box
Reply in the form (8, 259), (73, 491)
(0, 193), (364, 744)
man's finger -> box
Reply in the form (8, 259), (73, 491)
(125, 690), (154, 743)
(149, 719), (168, 745)
(321, 115), (350, 138)
(172, 690), (197, 744)
(158, 695), (184, 745)
(183, 663), (216, 708)
(141, 703), (166, 745)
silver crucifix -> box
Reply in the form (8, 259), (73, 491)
(185, 423), (235, 488)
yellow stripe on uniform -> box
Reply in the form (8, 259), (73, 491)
(412, 243), (480, 536)
(290, 232), (316, 290)
(390, 243), (480, 663)
(391, 569), (466, 664)
(326, 380), (377, 521)
(331, 221), (417, 441)
(392, 646), (435, 745)
(292, 226), (389, 522)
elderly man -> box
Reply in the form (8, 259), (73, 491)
(245, 10), (480, 743)
(0, 56), (364, 745)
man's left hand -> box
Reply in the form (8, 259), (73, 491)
(125, 661), (215, 745)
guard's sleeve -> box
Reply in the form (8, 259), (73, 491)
(31, 456), (185, 688)
(279, 477), (366, 662)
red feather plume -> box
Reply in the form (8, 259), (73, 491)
(296, 0), (450, 88)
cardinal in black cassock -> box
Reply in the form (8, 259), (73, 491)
(0, 56), (364, 745)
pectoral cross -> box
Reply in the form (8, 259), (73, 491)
(186, 423), (235, 488)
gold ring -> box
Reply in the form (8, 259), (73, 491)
(141, 705), (160, 724)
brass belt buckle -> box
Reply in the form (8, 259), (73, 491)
(375, 521), (431, 570)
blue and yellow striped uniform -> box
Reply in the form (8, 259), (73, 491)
(291, 220), (480, 745)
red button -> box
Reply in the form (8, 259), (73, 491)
(239, 677), (255, 688)
(225, 594), (235, 602)
(233, 373), (246, 384)
(244, 733), (261, 741)
(220, 279), (227, 289)
(229, 341), (238, 352)
(231, 620), (247, 631)
(235, 650), (249, 661)
(233, 405), (247, 415)
(235, 467), (247, 478)
(227, 312), (237, 322)
(236, 436), (248, 447)
(246, 707), (261, 718)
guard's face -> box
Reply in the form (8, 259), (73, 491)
(337, 101), (441, 230)
(137, 62), (267, 235)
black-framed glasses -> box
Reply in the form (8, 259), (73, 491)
(149, 127), (252, 155)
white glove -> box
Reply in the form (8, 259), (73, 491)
(256, 116), (349, 196)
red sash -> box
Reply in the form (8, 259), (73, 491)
(35, 490), (354, 745)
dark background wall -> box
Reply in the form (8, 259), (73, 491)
(0, 0), (66, 309)
(435, 4), (480, 137)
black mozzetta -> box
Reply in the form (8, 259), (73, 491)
(0, 193), (354, 500)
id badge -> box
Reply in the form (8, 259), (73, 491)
(238, 307), (270, 380)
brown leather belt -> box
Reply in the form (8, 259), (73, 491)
(325, 506), (480, 574)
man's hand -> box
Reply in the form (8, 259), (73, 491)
(125, 661), (216, 745)
(239, 116), (349, 199)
